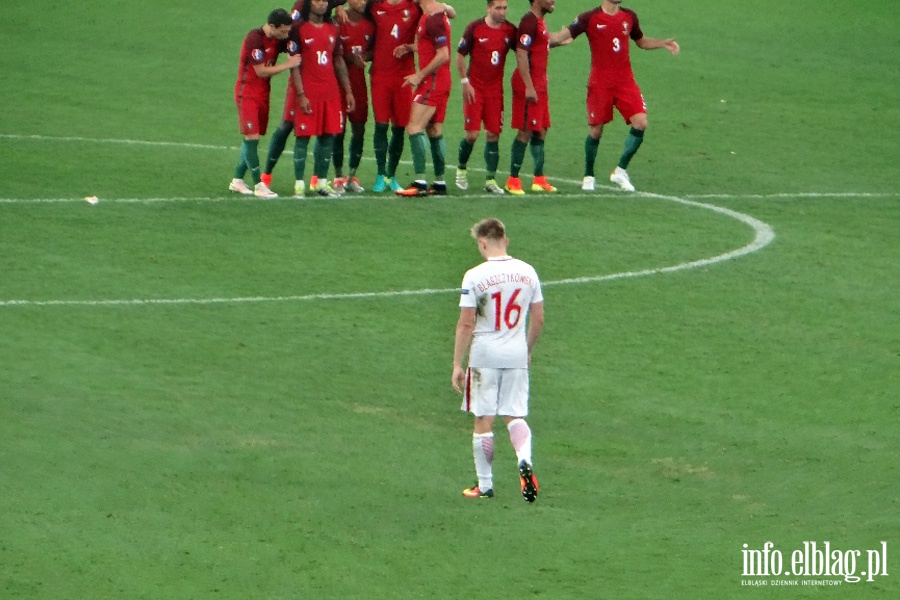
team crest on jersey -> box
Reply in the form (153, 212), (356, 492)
(329, 36), (335, 44)
(251, 48), (264, 61)
(520, 34), (532, 47)
(402, 9), (410, 21)
(246, 122), (254, 130)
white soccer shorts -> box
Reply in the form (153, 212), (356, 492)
(461, 367), (530, 418)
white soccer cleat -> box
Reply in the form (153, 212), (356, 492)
(455, 168), (469, 190)
(254, 182), (278, 199)
(293, 180), (306, 198)
(315, 181), (341, 198)
(610, 167), (635, 192)
(345, 177), (365, 193)
(581, 176), (595, 191)
(332, 177), (347, 194)
(229, 178), (253, 195)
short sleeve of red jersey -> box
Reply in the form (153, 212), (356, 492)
(424, 14), (450, 47)
(246, 30), (268, 65)
(567, 8), (599, 39)
(456, 19), (480, 56)
(515, 13), (538, 51)
(284, 28), (301, 55)
(624, 9), (644, 40)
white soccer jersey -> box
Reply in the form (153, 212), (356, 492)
(459, 255), (543, 368)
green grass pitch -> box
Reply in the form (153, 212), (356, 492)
(1, 1), (898, 598)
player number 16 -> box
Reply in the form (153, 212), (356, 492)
(491, 288), (522, 331)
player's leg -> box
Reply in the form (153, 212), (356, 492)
(370, 76), (392, 191)
(461, 367), (500, 499)
(505, 89), (529, 195)
(482, 94), (504, 193)
(263, 87), (297, 187)
(529, 93), (556, 193)
(292, 135), (311, 197)
(498, 369), (538, 503)
(583, 83), (614, 191)
(387, 84), (413, 189)
(397, 101), (436, 197)
(610, 84), (648, 192)
(346, 121), (366, 192)
(456, 93), (484, 190)
(426, 94), (449, 194)
(312, 99), (344, 197)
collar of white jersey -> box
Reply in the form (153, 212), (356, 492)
(487, 255), (513, 261)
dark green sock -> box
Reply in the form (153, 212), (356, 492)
(510, 138), (527, 178)
(484, 141), (499, 179)
(618, 127), (645, 169)
(409, 132), (428, 179)
(234, 142), (248, 179)
(530, 136), (545, 177)
(244, 139), (261, 184)
(293, 136), (310, 181)
(373, 122), (389, 174)
(387, 125), (405, 178)
(349, 129), (365, 173)
(265, 121), (293, 174)
(429, 135), (446, 179)
(457, 139), (474, 169)
(584, 136), (600, 177)
(314, 135), (335, 179)
(332, 131), (345, 177)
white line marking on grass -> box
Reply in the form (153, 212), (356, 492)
(0, 191), (775, 307)
(0, 133), (237, 152)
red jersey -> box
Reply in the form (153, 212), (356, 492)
(339, 15), (375, 65)
(370, 0), (421, 79)
(511, 12), (550, 92)
(567, 8), (643, 83)
(297, 21), (344, 101)
(416, 13), (452, 90)
(457, 18), (517, 94)
(235, 28), (294, 100)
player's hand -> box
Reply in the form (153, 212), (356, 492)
(461, 81), (475, 104)
(334, 5), (349, 24)
(287, 54), (302, 68)
(393, 44), (412, 58)
(403, 73), (423, 88)
(525, 84), (537, 103)
(452, 366), (466, 394)
(664, 39), (680, 56)
(298, 95), (312, 114)
(429, 2), (454, 18)
(345, 92), (355, 114)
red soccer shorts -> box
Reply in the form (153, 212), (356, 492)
(511, 88), (550, 132)
(236, 94), (270, 136)
(463, 88), (504, 136)
(412, 82), (450, 124)
(294, 97), (345, 137)
(370, 75), (412, 127)
(282, 85), (297, 123)
(587, 77), (647, 126)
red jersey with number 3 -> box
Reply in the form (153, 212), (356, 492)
(297, 21), (344, 101)
(511, 12), (550, 92)
(457, 18), (517, 95)
(567, 8), (643, 83)
(370, 0), (421, 79)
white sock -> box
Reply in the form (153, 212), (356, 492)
(472, 432), (494, 491)
(507, 418), (532, 466)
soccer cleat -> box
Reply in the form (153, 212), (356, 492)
(462, 485), (494, 499)
(610, 166), (636, 192)
(372, 174), (389, 192)
(389, 177), (402, 192)
(484, 179), (505, 194)
(229, 178), (254, 195)
(332, 177), (347, 194)
(455, 168), (469, 190)
(260, 172), (273, 187)
(309, 175), (319, 189)
(396, 181), (428, 197)
(254, 182), (278, 199)
(504, 176), (525, 195)
(518, 460), (539, 503)
(315, 181), (341, 198)
(531, 176), (557, 193)
(345, 176), (365, 193)
(428, 182), (448, 196)
(293, 180), (306, 198)
(581, 176), (596, 191)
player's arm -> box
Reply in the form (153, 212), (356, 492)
(452, 307), (476, 393)
(550, 27), (573, 48)
(333, 54), (356, 113)
(514, 47), (537, 102)
(404, 45), (450, 87)
(526, 301), (544, 364)
(430, 3), (455, 19)
(455, 50), (475, 103)
(635, 35), (680, 55)
(252, 53), (302, 79)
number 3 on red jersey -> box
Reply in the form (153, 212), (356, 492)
(491, 288), (522, 331)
